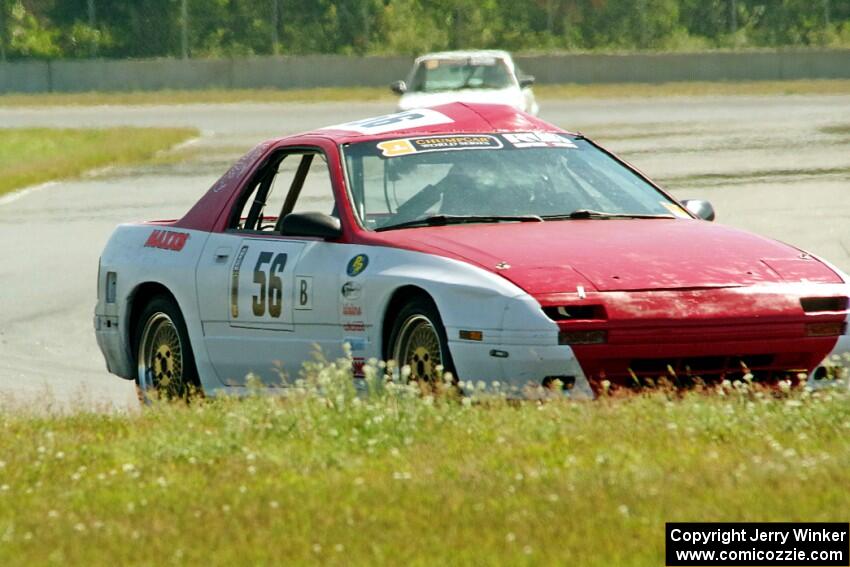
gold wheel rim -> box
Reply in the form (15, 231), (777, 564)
(394, 314), (443, 382)
(138, 312), (184, 398)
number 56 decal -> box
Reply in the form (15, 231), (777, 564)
(251, 252), (287, 318)
(231, 247), (288, 319)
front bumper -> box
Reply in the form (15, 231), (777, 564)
(539, 286), (849, 391)
(448, 340), (593, 398)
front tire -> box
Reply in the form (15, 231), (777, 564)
(134, 295), (200, 401)
(388, 297), (455, 384)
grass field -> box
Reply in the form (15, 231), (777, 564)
(1, 79), (849, 108)
(0, 128), (198, 197)
(1, 358), (848, 566)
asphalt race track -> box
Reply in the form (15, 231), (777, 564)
(1, 94), (848, 409)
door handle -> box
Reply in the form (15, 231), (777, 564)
(214, 247), (232, 262)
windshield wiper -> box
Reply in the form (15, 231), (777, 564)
(375, 214), (543, 232)
(543, 209), (675, 220)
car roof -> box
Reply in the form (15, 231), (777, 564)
(176, 103), (577, 233)
(294, 102), (570, 145)
(414, 49), (512, 62)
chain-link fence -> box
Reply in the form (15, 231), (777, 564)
(0, 0), (847, 62)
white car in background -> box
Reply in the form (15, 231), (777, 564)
(391, 50), (539, 115)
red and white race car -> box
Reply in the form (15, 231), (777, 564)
(94, 103), (850, 398)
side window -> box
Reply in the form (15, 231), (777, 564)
(231, 149), (337, 232)
(289, 154), (335, 216)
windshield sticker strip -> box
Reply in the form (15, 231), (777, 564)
(377, 134), (503, 157)
(503, 132), (578, 149)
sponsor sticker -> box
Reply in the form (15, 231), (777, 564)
(377, 134), (503, 157)
(352, 357), (366, 377)
(342, 304), (362, 317)
(343, 322), (367, 333)
(322, 109), (454, 135)
(503, 132), (577, 149)
(341, 281), (362, 299)
(210, 141), (273, 193)
(344, 337), (367, 352)
(144, 230), (189, 252)
(230, 246), (249, 318)
(347, 254), (369, 277)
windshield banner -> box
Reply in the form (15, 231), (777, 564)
(377, 134), (503, 157)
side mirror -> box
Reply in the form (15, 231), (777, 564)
(279, 212), (342, 239)
(390, 80), (407, 95)
(519, 75), (535, 88)
(681, 199), (716, 221)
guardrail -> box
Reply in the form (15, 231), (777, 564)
(1, 49), (848, 94)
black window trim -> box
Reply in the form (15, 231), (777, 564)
(226, 145), (338, 234)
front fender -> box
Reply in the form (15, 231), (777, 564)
(364, 249), (589, 392)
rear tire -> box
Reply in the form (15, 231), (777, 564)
(387, 297), (456, 385)
(134, 295), (200, 402)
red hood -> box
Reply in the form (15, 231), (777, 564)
(365, 219), (841, 295)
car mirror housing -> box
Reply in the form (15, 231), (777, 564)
(279, 212), (342, 239)
(519, 75), (535, 88)
(681, 199), (716, 221)
(390, 80), (407, 95)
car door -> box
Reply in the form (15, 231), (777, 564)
(196, 147), (346, 386)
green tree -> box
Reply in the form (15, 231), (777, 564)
(0, 0), (847, 60)
(8, 0), (60, 58)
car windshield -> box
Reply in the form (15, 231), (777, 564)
(342, 133), (688, 231)
(409, 57), (514, 92)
